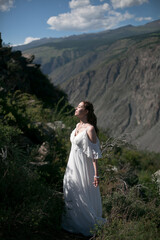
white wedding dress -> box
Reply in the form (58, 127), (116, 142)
(62, 127), (106, 236)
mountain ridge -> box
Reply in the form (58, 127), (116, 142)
(12, 20), (160, 152)
(13, 19), (160, 51)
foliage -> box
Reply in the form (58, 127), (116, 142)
(0, 144), (64, 240)
(95, 138), (160, 240)
(0, 44), (75, 239)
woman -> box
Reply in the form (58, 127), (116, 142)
(62, 101), (106, 236)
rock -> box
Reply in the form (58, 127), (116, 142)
(30, 161), (48, 166)
(38, 141), (49, 155)
(105, 164), (118, 173)
(46, 122), (56, 130)
(22, 53), (35, 63)
(52, 121), (66, 129)
(35, 141), (50, 162)
(31, 122), (55, 139)
(152, 170), (160, 188)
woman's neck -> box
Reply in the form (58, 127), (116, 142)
(79, 118), (88, 125)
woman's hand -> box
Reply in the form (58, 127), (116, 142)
(93, 176), (99, 187)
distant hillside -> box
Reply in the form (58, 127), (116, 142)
(13, 20), (160, 86)
(61, 32), (160, 153)
(13, 20), (160, 152)
(14, 19), (160, 52)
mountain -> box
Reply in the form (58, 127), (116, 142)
(61, 32), (160, 153)
(13, 19), (160, 86)
(13, 20), (160, 152)
(14, 19), (160, 52)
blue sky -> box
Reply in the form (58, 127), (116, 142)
(0, 0), (160, 46)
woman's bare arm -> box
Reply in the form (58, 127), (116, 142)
(87, 126), (99, 187)
(93, 159), (99, 187)
(87, 125), (97, 143)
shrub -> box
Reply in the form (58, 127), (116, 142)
(0, 143), (64, 240)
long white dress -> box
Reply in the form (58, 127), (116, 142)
(62, 127), (106, 236)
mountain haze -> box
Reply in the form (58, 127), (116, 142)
(13, 20), (160, 152)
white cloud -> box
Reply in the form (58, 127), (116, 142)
(69, 0), (90, 9)
(24, 37), (40, 44)
(136, 16), (152, 21)
(111, 0), (148, 9)
(47, 0), (134, 32)
(12, 37), (40, 47)
(0, 0), (14, 12)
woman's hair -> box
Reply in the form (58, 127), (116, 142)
(83, 101), (99, 134)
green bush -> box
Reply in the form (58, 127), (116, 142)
(97, 217), (160, 240)
(97, 139), (160, 240)
(0, 143), (64, 240)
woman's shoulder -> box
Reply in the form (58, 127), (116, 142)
(86, 124), (95, 132)
(86, 124), (97, 143)
(76, 122), (80, 128)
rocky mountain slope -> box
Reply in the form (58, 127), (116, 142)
(61, 32), (160, 153)
(13, 20), (160, 152)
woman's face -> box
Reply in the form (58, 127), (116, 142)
(75, 102), (88, 118)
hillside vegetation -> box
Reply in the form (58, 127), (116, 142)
(0, 42), (76, 240)
(1, 35), (160, 240)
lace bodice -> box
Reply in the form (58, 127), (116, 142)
(70, 128), (102, 159)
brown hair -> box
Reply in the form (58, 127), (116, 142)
(83, 101), (99, 134)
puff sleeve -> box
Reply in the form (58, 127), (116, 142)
(82, 132), (102, 160)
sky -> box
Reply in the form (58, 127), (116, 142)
(0, 0), (160, 46)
